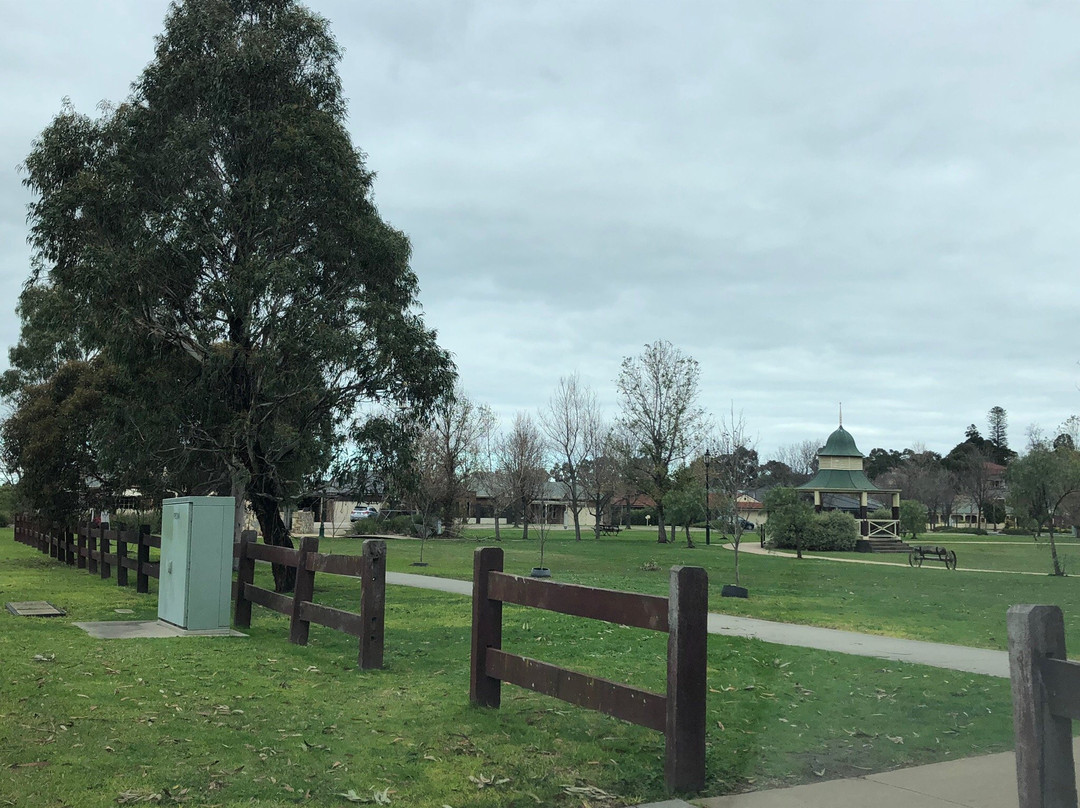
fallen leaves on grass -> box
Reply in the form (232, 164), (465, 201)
(468, 773), (510, 789)
(115, 787), (188, 804)
(116, 791), (161, 804)
(561, 784), (618, 801)
(337, 787), (393, 804)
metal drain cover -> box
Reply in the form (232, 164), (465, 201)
(6, 601), (66, 617)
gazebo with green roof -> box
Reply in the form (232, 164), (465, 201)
(797, 423), (903, 547)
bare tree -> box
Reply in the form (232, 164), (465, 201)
(951, 445), (996, 531)
(405, 427), (442, 563)
(541, 374), (594, 541)
(878, 449), (956, 529)
(616, 340), (706, 543)
(774, 440), (818, 482)
(709, 406), (756, 586)
(474, 411), (512, 540)
(499, 412), (549, 541)
(426, 387), (492, 534)
(580, 415), (622, 538)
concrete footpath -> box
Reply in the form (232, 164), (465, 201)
(386, 571), (1010, 677)
(634, 739), (1080, 808)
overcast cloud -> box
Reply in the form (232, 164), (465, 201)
(3, 0), (1079, 460)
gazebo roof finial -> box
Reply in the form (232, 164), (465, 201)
(839, 402), (842, 427)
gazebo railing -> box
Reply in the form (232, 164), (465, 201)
(867, 519), (900, 539)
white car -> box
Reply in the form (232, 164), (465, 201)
(350, 507), (378, 521)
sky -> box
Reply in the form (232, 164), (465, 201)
(3, 0), (1080, 461)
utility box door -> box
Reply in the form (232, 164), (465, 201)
(157, 497), (234, 631)
(158, 502), (192, 627)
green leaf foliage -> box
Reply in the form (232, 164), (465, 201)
(7, 1), (454, 540)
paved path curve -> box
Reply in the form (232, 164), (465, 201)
(386, 570), (1009, 678)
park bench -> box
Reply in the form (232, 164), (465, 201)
(597, 524), (622, 535)
(907, 545), (957, 570)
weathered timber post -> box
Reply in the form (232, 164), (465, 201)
(358, 539), (386, 670)
(100, 528), (112, 580)
(1008, 604), (1078, 808)
(666, 565), (708, 794)
(136, 525), (151, 593)
(234, 530), (257, 629)
(470, 546), (504, 708)
(289, 536), (319, 645)
(61, 525), (73, 565)
(77, 524), (88, 570)
(87, 525), (98, 575)
(115, 529), (129, 586)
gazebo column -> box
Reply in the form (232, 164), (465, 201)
(814, 491), (822, 513)
(859, 492), (869, 536)
(891, 491), (900, 520)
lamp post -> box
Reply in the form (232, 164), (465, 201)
(704, 450), (711, 546)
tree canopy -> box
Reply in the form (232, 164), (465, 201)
(616, 340), (705, 543)
(6, 0), (453, 587)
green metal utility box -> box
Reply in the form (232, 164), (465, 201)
(158, 496), (235, 631)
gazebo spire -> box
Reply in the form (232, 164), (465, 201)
(839, 402), (842, 427)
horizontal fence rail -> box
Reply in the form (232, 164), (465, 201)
(470, 546), (707, 794)
(234, 534), (385, 670)
(15, 515), (159, 593)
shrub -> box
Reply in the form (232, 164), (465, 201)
(354, 514), (418, 536)
(770, 508), (858, 552)
(808, 510), (859, 551)
(627, 509), (656, 526)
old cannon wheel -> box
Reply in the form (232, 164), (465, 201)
(946, 550), (957, 570)
(908, 550), (921, 568)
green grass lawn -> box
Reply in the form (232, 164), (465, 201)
(332, 526), (1080, 652)
(0, 527), (1019, 807)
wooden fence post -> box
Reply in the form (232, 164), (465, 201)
(115, 529), (129, 587)
(470, 546), (504, 708)
(1008, 604), (1078, 808)
(87, 526), (99, 575)
(359, 539), (386, 670)
(289, 536), (319, 645)
(100, 528), (112, 580)
(48, 523), (58, 559)
(136, 525), (151, 593)
(234, 530), (256, 629)
(665, 565), (708, 794)
(77, 524), (87, 570)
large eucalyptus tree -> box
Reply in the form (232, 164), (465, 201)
(8, 0), (453, 588)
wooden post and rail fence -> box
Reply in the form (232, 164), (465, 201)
(13, 516), (386, 670)
(1007, 604), (1080, 808)
(469, 546), (708, 794)
(15, 514), (160, 592)
(16, 518), (711, 791)
(233, 534), (386, 670)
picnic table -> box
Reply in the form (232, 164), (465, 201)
(597, 524), (622, 536)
